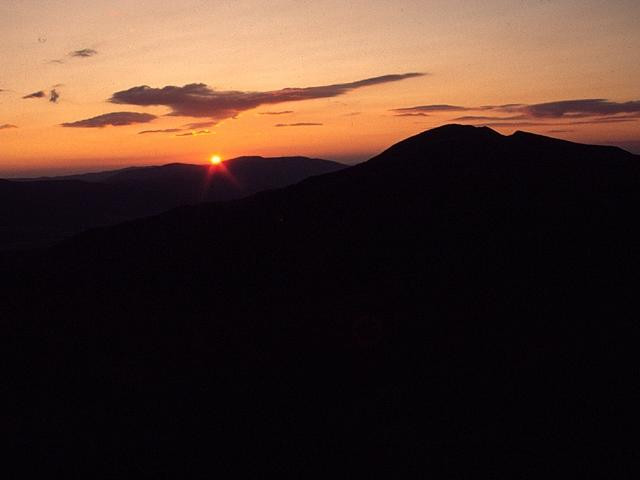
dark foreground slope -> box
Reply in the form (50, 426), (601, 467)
(4, 125), (640, 475)
(0, 156), (344, 249)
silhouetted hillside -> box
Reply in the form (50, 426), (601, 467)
(4, 125), (639, 475)
(0, 156), (344, 249)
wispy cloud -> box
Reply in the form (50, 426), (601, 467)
(21, 87), (61, 103)
(523, 99), (640, 118)
(176, 129), (212, 136)
(69, 48), (98, 58)
(50, 48), (99, 64)
(392, 104), (469, 114)
(23, 91), (46, 99)
(259, 110), (294, 115)
(138, 128), (183, 134)
(182, 120), (217, 129)
(452, 115), (526, 121)
(62, 112), (157, 128)
(393, 98), (640, 128)
(0, 124), (18, 130)
(110, 73), (424, 123)
(275, 122), (323, 127)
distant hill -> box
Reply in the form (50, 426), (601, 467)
(0, 156), (344, 249)
(4, 125), (640, 475)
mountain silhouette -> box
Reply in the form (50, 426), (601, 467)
(0, 156), (344, 249)
(4, 125), (639, 475)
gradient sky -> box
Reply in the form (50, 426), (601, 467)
(1, 0), (639, 176)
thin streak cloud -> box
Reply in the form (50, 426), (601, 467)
(138, 128), (183, 134)
(69, 48), (98, 58)
(259, 111), (294, 115)
(275, 123), (323, 127)
(175, 130), (212, 136)
(23, 91), (46, 99)
(62, 112), (157, 128)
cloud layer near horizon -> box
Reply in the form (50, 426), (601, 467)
(109, 73), (424, 123)
(62, 112), (157, 128)
(393, 99), (640, 127)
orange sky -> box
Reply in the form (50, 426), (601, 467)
(1, 0), (639, 176)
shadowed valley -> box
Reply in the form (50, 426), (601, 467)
(0, 156), (344, 249)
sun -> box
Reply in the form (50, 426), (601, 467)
(210, 155), (222, 165)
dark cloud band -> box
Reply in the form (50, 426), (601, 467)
(62, 112), (157, 128)
(110, 73), (424, 122)
(394, 99), (640, 127)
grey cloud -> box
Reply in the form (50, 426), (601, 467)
(393, 104), (525, 115)
(394, 112), (430, 117)
(182, 121), (217, 129)
(110, 73), (424, 122)
(23, 91), (46, 99)
(259, 110), (294, 115)
(62, 112), (157, 128)
(400, 99), (640, 120)
(399, 98), (640, 127)
(392, 105), (468, 113)
(470, 117), (640, 128)
(176, 130), (211, 136)
(70, 48), (98, 58)
(453, 115), (526, 121)
(524, 99), (640, 118)
(0, 124), (18, 130)
(275, 122), (323, 127)
(138, 128), (183, 134)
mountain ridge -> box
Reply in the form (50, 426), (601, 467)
(4, 124), (639, 475)
(0, 155), (345, 250)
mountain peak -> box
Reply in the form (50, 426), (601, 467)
(367, 124), (504, 165)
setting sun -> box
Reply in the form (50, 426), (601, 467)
(210, 155), (222, 165)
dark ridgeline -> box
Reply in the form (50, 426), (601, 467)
(4, 125), (639, 475)
(0, 156), (344, 250)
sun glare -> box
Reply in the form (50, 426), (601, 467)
(210, 155), (222, 165)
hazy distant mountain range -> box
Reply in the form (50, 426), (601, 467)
(4, 125), (639, 475)
(0, 156), (344, 249)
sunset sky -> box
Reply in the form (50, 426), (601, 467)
(1, 0), (639, 176)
